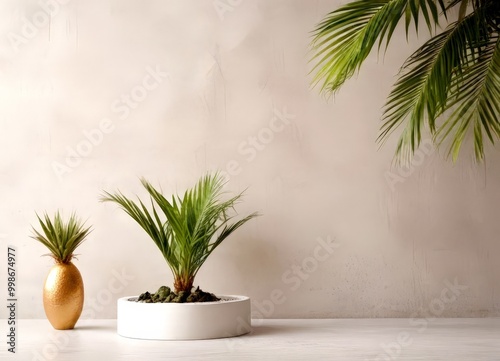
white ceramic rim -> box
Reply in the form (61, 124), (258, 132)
(117, 294), (251, 340)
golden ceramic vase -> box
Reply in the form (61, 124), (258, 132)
(43, 262), (84, 330)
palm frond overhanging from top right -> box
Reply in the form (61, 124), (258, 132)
(310, 0), (500, 162)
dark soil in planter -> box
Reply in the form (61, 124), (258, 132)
(137, 286), (220, 303)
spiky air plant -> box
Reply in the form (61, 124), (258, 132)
(101, 173), (258, 301)
(31, 212), (92, 329)
(31, 212), (92, 264)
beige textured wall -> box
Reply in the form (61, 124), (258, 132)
(0, 0), (499, 319)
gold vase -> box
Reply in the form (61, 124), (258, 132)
(43, 262), (84, 330)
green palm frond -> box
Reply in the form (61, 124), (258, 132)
(31, 212), (92, 264)
(380, 3), (500, 162)
(437, 33), (500, 161)
(310, 0), (500, 162)
(310, 0), (446, 94)
(101, 173), (259, 293)
(379, 10), (487, 161)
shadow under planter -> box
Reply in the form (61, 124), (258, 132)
(117, 295), (251, 340)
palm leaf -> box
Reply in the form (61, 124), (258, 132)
(436, 33), (500, 161)
(310, 0), (500, 162)
(102, 173), (259, 293)
(310, 0), (446, 95)
(379, 3), (500, 162)
(378, 11), (483, 162)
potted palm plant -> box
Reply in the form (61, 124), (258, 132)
(101, 172), (258, 340)
(31, 212), (92, 330)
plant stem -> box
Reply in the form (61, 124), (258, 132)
(174, 275), (194, 293)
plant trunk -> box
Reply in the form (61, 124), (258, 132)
(173, 275), (194, 294)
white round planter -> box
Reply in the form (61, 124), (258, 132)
(117, 295), (251, 340)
